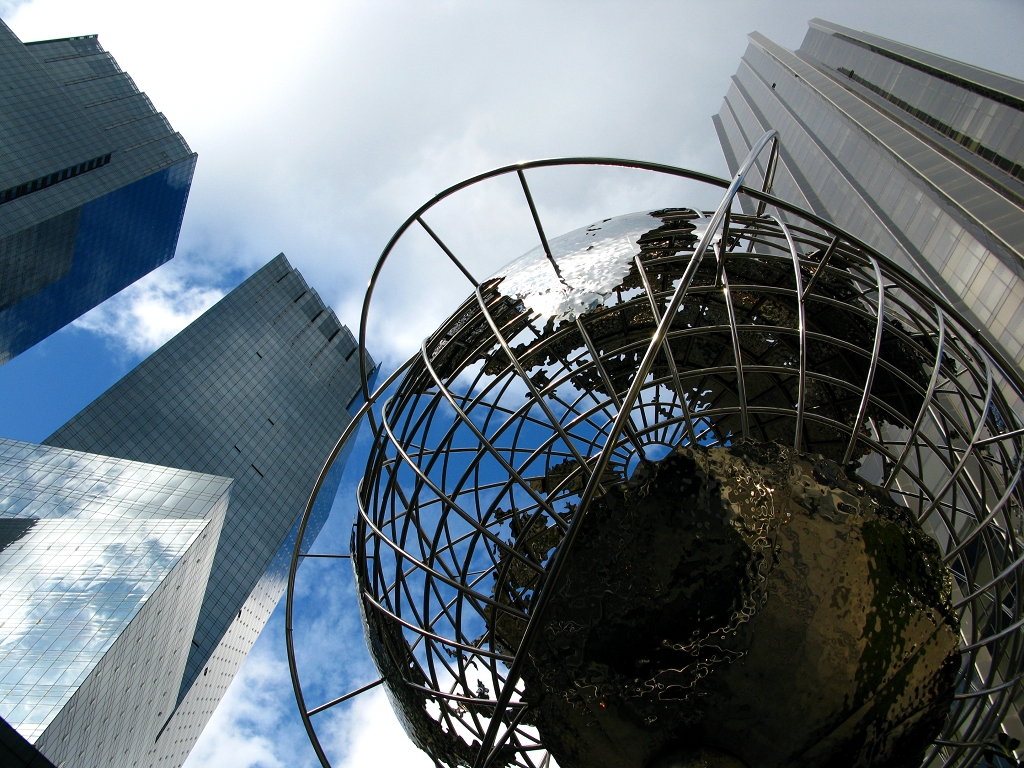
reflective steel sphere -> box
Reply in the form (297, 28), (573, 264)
(288, 156), (1024, 768)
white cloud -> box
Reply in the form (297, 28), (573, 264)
(189, 674), (434, 768)
(183, 571), (434, 768)
(323, 689), (434, 768)
(184, 643), (292, 768)
(0, 0), (30, 15)
(10, 0), (1024, 370)
(72, 262), (224, 357)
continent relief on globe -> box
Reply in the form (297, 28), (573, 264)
(495, 441), (960, 768)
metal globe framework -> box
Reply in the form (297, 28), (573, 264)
(286, 131), (1024, 768)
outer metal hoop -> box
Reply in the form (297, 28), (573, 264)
(286, 135), (1024, 768)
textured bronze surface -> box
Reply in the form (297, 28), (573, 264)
(291, 175), (1024, 768)
(511, 442), (959, 768)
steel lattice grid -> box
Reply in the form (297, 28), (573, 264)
(284, 140), (1024, 768)
(351, 209), (1024, 768)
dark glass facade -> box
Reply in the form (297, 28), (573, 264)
(40, 254), (373, 767)
(0, 160), (194, 363)
(0, 20), (196, 364)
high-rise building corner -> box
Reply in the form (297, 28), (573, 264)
(713, 18), (1024, 744)
(0, 253), (373, 768)
(0, 19), (197, 365)
(713, 18), (1024, 378)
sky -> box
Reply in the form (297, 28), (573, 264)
(1, 1), (1023, 766)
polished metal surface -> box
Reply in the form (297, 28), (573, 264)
(286, 134), (1024, 768)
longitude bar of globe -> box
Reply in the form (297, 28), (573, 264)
(472, 288), (598, 487)
(475, 131), (781, 768)
(871, 289), (949, 413)
(421, 569), (473, 651)
(286, 357), (415, 768)
(865, 413), (889, 477)
(924, 354), (996, 540)
(394, 540), (426, 635)
(745, 217), (785, 256)
(507, 275), (660, 459)
(944, 336), (994, 434)
(511, 293), (633, 470)
(633, 254), (697, 446)
(418, 340), (571, 532)
(717, 242), (749, 440)
(427, 606), (486, 721)
(956, 545), (1024, 609)
(471, 362), (536, 482)
(401, 318), (561, 535)
(916, 382), (990, 500)
(984, 427), (1024, 527)
(416, 528), (483, 647)
(742, 215), (778, 255)
(551, 382), (625, 461)
(361, 593), (513, 662)
(419, 626), (464, 720)
(378, 403), (546, 579)
(416, 216), (481, 288)
(754, 135), (780, 219)
(771, 215), (807, 451)
(461, 390), (586, 677)
(933, 391), (1003, 757)
(966, 420), (1023, 540)
(428, 501), (512, 569)
(380, 391), (429, 563)
(402, 506), (489, 625)
(715, 208), (731, 287)
(496, 703), (534, 763)
(517, 169), (566, 285)
(801, 234), (840, 300)
(522, 341), (617, 450)
(476, 299), (605, 454)
(842, 256), (886, 465)
(410, 394), (465, 584)
(575, 316), (648, 459)
(884, 312), (948, 490)
(499, 421), (580, 519)
(478, 385), (580, 457)
(948, 459), (1024, 568)
(963, 660), (1020, 743)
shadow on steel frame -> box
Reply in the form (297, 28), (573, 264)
(283, 130), (1024, 768)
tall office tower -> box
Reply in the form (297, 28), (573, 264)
(0, 19), (196, 365)
(0, 438), (230, 768)
(38, 254), (373, 767)
(714, 18), (1024, 376)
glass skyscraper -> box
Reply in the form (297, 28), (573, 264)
(0, 19), (196, 365)
(0, 438), (231, 768)
(714, 18), (1024, 377)
(0, 254), (372, 767)
(715, 18), (1024, 745)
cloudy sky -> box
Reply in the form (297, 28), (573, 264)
(1, 1), (1023, 766)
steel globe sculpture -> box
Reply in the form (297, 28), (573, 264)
(286, 132), (1024, 768)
